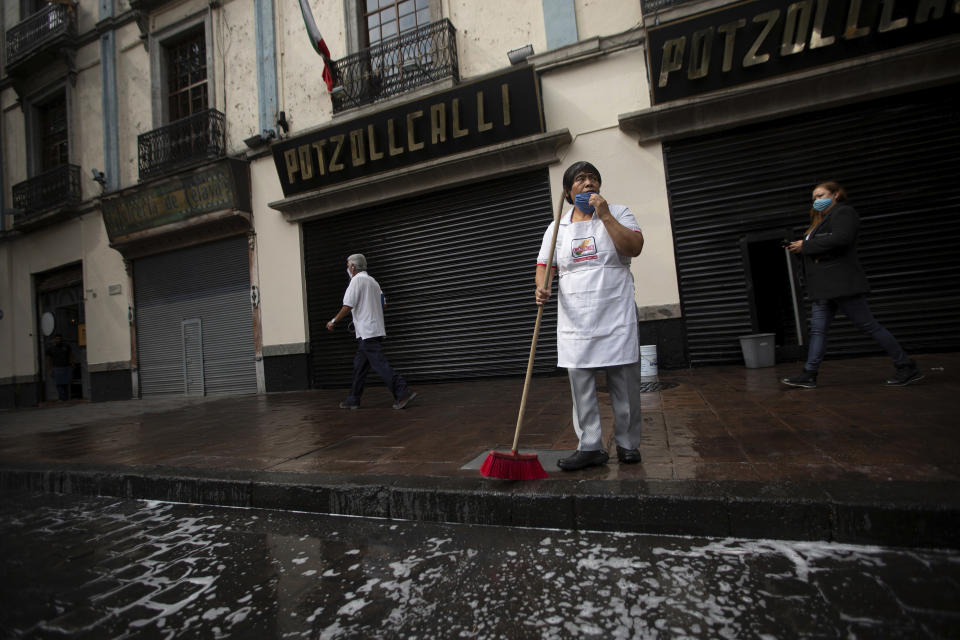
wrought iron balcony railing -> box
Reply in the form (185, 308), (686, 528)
(5, 3), (77, 69)
(138, 109), (226, 182)
(11, 164), (81, 219)
(330, 18), (459, 113)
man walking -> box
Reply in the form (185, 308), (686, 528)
(45, 333), (74, 401)
(327, 254), (417, 410)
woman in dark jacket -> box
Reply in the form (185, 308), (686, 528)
(782, 181), (922, 389)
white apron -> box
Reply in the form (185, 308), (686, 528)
(556, 214), (639, 368)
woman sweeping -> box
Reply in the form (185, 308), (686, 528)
(782, 181), (922, 389)
(535, 161), (645, 470)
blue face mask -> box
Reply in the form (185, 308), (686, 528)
(574, 192), (595, 214)
(812, 197), (833, 212)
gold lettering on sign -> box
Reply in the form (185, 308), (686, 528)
(717, 20), (745, 72)
(659, 37), (686, 87)
(810, 0), (836, 48)
(387, 119), (404, 156)
(298, 144), (313, 180)
(781, 1), (812, 56)
(844, 0), (871, 39)
(477, 91), (493, 132)
(407, 110), (425, 151)
(349, 129), (366, 167)
(311, 140), (327, 176)
(329, 134), (345, 172)
(501, 84), (511, 126)
(452, 98), (469, 138)
(916, 0), (947, 23)
(878, 0), (908, 31)
(688, 27), (713, 79)
(284, 149), (299, 184)
(430, 104), (447, 144)
(367, 124), (384, 161)
(743, 10), (779, 67)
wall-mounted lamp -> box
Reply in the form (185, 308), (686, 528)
(91, 168), (107, 191)
(243, 129), (277, 149)
(507, 44), (535, 65)
(277, 111), (289, 134)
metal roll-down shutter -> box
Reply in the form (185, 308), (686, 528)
(134, 235), (258, 396)
(303, 169), (558, 386)
(664, 85), (960, 366)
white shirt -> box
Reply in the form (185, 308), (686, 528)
(537, 205), (641, 368)
(343, 271), (386, 339)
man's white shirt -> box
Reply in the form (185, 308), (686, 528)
(343, 271), (386, 339)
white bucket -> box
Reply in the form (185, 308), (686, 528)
(640, 344), (658, 379)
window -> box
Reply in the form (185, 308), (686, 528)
(166, 29), (208, 122)
(38, 93), (68, 171)
(363, 0), (431, 47)
(20, 0), (45, 17)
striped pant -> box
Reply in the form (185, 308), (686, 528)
(568, 362), (643, 452)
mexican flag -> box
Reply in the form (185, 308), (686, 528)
(297, 0), (336, 92)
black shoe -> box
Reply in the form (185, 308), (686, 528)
(616, 446), (642, 464)
(557, 449), (609, 471)
(339, 401), (360, 410)
(886, 361), (924, 387)
(392, 391), (418, 410)
(782, 370), (817, 389)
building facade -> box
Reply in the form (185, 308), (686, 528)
(1, 0), (956, 407)
(625, 0), (960, 366)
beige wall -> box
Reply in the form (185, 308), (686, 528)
(74, 41), (105, 203)
(575, 0), (643, 40)
(251, 158), (309, 348)
(447, 0), (548, 78)
(0, 215), (130, 379)
(116, 21), (150, 188)
(276, 0), (340, 134)
(215, 0), (259, 155)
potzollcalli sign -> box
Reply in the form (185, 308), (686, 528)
(271, 65), (544, 198)
(647, 0), (960, 104)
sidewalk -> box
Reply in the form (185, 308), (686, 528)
(2, 354), (959, 548)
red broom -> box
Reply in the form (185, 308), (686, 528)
(481, 193), (565, 480)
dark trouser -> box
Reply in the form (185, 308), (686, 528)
(804, 295), (910, 373)
(53, 366), (72, 400)
(347, 337), (410, 404)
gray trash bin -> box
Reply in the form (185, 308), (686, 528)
(739, 333), (776, 368)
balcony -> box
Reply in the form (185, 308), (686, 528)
(330, 18), (459, 114)
(10, 164), (81, 230)
(138, 109), (226, 182)
(4, 3), (77, 76)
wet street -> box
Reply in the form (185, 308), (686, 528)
(1, 492), (958, 639)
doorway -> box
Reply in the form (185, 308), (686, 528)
(741, 231), (805, 361)
(36, 264), (87, 402)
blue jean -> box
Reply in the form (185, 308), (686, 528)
(804, 295), (909, 373)
(347, 337), (410, 404)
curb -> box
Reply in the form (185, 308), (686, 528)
(2, 461), (958, 549)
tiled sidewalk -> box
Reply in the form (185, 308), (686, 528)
(0, 354), (957, 483)
(2, 353), (958, 547)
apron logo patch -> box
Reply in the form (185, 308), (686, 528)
(571, 236), (598, 263)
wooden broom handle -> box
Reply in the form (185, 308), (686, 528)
(511, 192), (566, 453)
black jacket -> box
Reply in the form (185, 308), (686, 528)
(800, 202), (870, 300)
